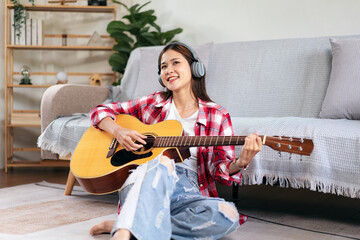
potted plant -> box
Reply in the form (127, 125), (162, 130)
(107, 1), (183, 85)
(10, 0), (35, 41)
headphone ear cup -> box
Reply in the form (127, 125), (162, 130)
(191, 61), (205, 78)
(158, 76), (166, 87)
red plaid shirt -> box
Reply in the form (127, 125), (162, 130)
(90, 91), (243, 197)
(90, 91), (248, 224)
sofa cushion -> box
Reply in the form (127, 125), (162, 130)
(206, 38), (333, 118)
(320, 38), (360, 120)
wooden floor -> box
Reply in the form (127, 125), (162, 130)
(0, 167), (72, 188)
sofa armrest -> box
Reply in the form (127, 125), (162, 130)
(40, 84), (110, 132)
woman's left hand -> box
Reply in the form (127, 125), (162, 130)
(236, 133), (263, 167)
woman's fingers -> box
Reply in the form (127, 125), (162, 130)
(247, 133), (262, 148)
(119, 131), (147, 151)
(134, 132), (147, 145)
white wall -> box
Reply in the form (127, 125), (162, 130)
(142, 0), (360, 44)
(1, 0), (360, 169)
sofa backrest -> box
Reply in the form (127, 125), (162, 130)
(115, 37), (346, 118)
(206, 37), (334, 118)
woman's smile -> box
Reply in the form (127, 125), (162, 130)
(167, 75), (179, 83)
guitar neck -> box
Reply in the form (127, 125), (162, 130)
(151, 135), (313, 156)
(153, 135), (260, 148)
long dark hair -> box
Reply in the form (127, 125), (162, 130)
(157, 43), (213, 102)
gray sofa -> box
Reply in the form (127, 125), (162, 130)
(39, 36), (360, 198)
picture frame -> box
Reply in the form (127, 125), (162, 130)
(88, 0), (107, 6)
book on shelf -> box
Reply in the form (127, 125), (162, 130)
(18, 11), (26, 45)
(10, 10), (44, 46)
(37, 18), (44, 46)
(10, 9), (15, 45)
(26, 14), (32, 45)
(31, 18), (37, 46)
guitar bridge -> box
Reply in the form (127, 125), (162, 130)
(107, 138), (118, 158)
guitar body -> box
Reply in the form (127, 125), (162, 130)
(71, 114), (183, 195)
(71, 114), (314, 195)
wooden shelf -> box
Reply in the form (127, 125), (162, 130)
(7, 45), (113, 51)
(13, 110), (40, 114)
(13, 147), (41, 152)
(7, 160), (70, 168)
(12, 72), (114, 76)
(4, 1), (117, 172)
(8, 85), (53, 88)
(9, 113), (41, 127)
(6, 4), (116, 13)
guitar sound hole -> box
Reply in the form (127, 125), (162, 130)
(111, 150), (153, 167)
(133, 134), (155, 154)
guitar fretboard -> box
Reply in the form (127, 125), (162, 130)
(153, 136), (252, 148)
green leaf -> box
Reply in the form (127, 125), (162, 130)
(139, 32), (162, 46)
(161, 28), (183, 44)
(110, 32), (134, 44)
(140, 26), (150, 33)
(109, 53), (128, 73)
(113, 43), (132, 53)
(112, 0), (130, 12)
(137, 1), (152, 13)
(129, 4), (140, 14)
(107, 21), (132, 34)
(149, 22), (161, 32)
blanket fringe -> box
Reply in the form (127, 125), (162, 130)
(37, 136), (72, 158)
(240, 172), (360, 199)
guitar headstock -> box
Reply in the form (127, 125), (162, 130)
(264, 136), (314, 156)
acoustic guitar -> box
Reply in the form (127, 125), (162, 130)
(71, 114), (314, 195)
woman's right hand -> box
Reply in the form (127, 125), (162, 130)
(113, 126), (147, 151)
(98, 117), (147, 152)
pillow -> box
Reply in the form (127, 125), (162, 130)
(133, 42), (214, 99)
(320, 38), (360, 119)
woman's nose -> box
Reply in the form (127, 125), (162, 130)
(166, 66), (174, 73)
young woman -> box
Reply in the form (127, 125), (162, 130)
(89, 42), (262, 240)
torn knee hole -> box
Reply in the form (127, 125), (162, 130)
(219, 202), (239, 222)
(160, 155), (174, 174)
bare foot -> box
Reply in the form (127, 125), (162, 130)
(89, 220), (115, 235)
(112, 229), (132, 240)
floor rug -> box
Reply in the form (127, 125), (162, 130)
(0, 181), (118, 239)
(0, 198), (115, 234)
(0, 182), (359, 240)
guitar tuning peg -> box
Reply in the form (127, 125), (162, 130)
(300, 155), (303, 161)
(300, 138), (304, 143)
(278, 151), (282, 157)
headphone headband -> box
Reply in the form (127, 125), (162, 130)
(166, 42), (201, 62)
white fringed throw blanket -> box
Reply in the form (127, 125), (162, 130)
(232, 117), (360, 198)
(37, 113), (90, 157)
(38, 113), (360, 198)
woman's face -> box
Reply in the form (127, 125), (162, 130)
(160, 49), (192, 93)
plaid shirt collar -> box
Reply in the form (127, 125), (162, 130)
(155, 95), (208, 127)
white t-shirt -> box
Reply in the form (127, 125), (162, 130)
(165, 100), (198, 172)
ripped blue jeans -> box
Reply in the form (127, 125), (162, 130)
(112, 157), (239, 240)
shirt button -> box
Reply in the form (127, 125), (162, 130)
(200, 184), (203, 187)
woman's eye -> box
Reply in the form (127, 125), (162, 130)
(161, 65), (167, 70)
(173, 61), (180, 65)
